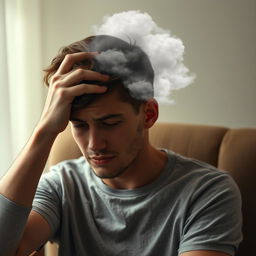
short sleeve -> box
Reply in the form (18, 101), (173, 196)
(32, 169), (62, 242)
(178, 172), (243, 256)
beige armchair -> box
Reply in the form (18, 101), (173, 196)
(43, 122), (256, 256)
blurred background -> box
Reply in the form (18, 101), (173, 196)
(1, 0), (255, 176)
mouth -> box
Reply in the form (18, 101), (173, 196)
(89, 155), (116, 166)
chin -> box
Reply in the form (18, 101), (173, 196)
(92, 165), (129, 179)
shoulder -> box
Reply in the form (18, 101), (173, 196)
(50, 156), (87, 172)
(164, 150), (240, 200)
(163, 152), (243, 255)
(38, 156), (91, 189)
(167, 149), (233, 181)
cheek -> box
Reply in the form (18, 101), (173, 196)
(71, 128), (88, 150)
(114, 123), (143, 149)
(106, 130), (125, 147)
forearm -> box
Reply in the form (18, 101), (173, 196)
(0, 124), (58, 207)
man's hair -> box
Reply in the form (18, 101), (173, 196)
(43, 35), (154, 113)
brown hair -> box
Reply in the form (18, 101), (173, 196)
(43, 35), (154, 113)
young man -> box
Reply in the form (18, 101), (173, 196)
(0, 35), (242, 256)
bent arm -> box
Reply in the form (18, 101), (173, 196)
(0, 52), (109, 254)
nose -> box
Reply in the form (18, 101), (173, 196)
(87, 128), (107, 152)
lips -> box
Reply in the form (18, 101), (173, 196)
(89, 155), (116, 166)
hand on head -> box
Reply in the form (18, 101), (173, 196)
(39, 52), (109, 135)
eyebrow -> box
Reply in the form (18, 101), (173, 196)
(70, 114), (123, 123)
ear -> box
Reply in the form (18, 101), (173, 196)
(143, 98), (159, 129)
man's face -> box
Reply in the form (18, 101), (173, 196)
(70, 90), (146, 180)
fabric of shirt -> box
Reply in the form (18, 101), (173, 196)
(32, 150), (242, 256)
(0, 194), (31, 255)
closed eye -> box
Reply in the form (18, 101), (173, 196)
(101, 121), (122, 127)
(72, 122), (88, 129)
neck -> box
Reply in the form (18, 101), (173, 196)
(102, 144), (168, 190)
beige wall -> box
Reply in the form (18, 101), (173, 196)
(41, 0), (256, 128)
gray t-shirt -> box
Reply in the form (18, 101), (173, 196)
(32, 150), (242, 256)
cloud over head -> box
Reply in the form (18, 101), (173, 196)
(93, 10), (195, 103)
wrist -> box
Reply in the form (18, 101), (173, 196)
(33, 122), (60, 143)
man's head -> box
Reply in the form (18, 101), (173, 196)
(44, 35), (155, 113)
(44, 35), (159, 183)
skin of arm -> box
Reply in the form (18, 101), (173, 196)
(0, 52), (109, 255)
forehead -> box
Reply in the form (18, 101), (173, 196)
(70, 90), (136, 120)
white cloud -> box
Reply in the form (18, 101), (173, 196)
(93, 10), (195, 103)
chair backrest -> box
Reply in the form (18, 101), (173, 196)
(149, 122), (228, 166)
(217, 128), (256, 255)
(47, 122), (256, 256)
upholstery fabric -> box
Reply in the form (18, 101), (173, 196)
(149, 122), (228, 166)
(218, 128), (256, 255)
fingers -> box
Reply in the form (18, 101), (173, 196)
(48, 52), (110, 106)
(56, 52), (97, 75)
(71, 83), (107, 95)
(60, 69), (109, 88)
(60, 84), (107, 103)
(40, 52), (108, 134)
(51, 52), (110, 89)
